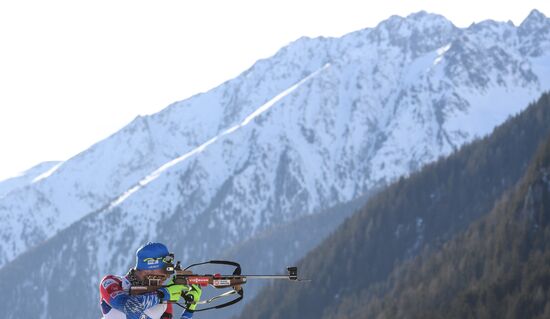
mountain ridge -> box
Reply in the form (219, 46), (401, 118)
(0, 161), (61, 198)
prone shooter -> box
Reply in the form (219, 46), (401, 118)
(99, 242), (305, 319)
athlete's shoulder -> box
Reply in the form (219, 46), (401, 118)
(100, 275), (128, 301)
(100, 275), (123, 288)
(100, 274), (132, 291)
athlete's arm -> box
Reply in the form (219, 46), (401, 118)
(100, 276), (162, 316)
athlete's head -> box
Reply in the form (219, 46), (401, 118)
(134, 242), (171, 284)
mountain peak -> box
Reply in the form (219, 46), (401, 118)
(526, 9), (546, 21)
(376, 11), (454, 31)
(407, 10), (448, 22)
(369, 11), (456, 55)
(519, 9), (548, 31)
(407, 10), (454, 27)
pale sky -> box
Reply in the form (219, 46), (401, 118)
(0, 0), (549, 181)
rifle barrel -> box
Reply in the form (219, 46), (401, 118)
(242, 275), (294, 279)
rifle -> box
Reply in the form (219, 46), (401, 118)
(128, 257), (308, 312)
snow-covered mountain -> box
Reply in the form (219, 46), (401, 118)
(0, 9), (549, 319)
(0, 161), (61, 199)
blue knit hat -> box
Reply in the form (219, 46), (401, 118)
(135, 242), (170, 270)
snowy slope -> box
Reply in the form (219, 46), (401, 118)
(100, 10), (550, 263)
(0, 38), (337, 267)
(0, 10), (550, 319)
(0, 161), (61, 198)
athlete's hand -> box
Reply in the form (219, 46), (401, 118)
(158, 283), (185, 302)
(183, 284), (202, 311)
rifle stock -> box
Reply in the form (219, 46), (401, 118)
(128, 273), (247, 295)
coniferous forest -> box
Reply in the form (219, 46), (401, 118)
(349, 131), (550, 318)
(239, 93), (550, 319)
